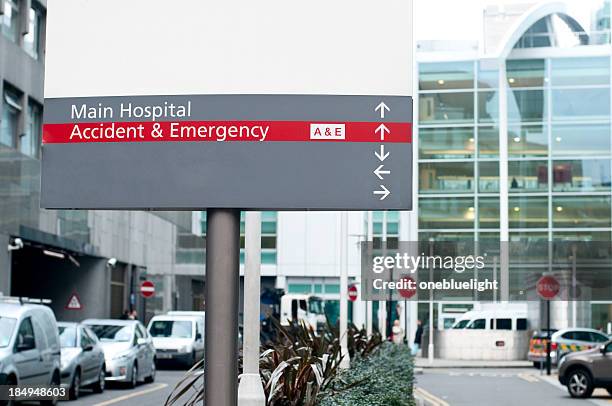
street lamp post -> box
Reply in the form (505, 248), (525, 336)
(238, 212), (266, 406)
(339, 212), (350, 369)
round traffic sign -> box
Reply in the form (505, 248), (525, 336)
(140, 280), (155, 298)
(398, 276), (417, 299)
(348, 284), (358, 302)
(537, 275), (559, 300)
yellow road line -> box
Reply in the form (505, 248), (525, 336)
(93, 383), (168, 406)
(415, 386), (450, 406)
(518, 373), (539, 383)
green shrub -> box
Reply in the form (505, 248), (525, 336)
(318, 343), (415, 406)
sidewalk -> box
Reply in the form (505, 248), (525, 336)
(415, 357), (532, 368)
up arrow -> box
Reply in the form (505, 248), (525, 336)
(373, 164), (391, 180)
(373, 185), (391, 200)
(375, 102), (390, 119)
(375, 145), (390, 162)
(375, 124), (390, 140)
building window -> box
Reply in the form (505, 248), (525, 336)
(1, 0), (20, 42)
(419, 92), (475, 124)
(551, 124), (611, 157)
(419, 62), (474, 91)
(509, 196), (548, 229)
(552, 159), (611, 192)
(21, 101), (41, 157)
(23, 6), (42, 59)
(419, 197), (474, 229)
(419, 162), (474, 194)
(553, 196), (612, 229)
(508, 160), (548, 192)
(419, 127), (475, 159)
(1, 85), (22, 148)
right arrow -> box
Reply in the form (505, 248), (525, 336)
(373, 185), (391, 200)
(374, 145), (390, 162)
(375, 124), (390, 141)
(375, 101), (390, 119)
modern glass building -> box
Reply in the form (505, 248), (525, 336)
(415, 1), (612, 329)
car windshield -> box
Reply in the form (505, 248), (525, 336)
(149, 320), (193, 338)
(0, 317), (17, 347)
(453, 320), (470, 329)
(88, 324), (133, 342)
(58, 326), (77, 348)
(308, 298), (325, 315)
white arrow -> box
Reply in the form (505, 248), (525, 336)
(375, 145), (390, 162)
(373, 164), (390, 180)
(373, 185), (391, 200)
(375, 123), (390, 140)
(375, 102), (390, 119)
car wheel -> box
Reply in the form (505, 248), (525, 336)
(128, 363), (138, 389)
(145, 361), (156, 383)
(69, 369), (81, 400)
(1, 375), (17, 406)
(567, 369), (594, 398)
(40, 371), (60, 406)
(92, 365), (106, 393)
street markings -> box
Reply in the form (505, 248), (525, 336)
(415, 387), (450, 406)
(92, 383), (168, 406)
(518, 373), (540, 383)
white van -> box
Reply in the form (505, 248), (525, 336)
(147, 314), (204, 367)
(451, 304), (528, 331)
(0, 297), (61, 404)
(279, 294), (326, 331)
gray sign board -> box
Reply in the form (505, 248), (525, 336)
(41, 94), (413, 210)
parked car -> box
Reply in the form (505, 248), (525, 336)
(551, 328), (609, 364)
(57, 322), (106, 399)
(0, 297), (61, 405)
(147, 314), (204, 367)
(527, 329), (558, 368)
(83, 319), (156, 388)
(558, 340), (612, 398)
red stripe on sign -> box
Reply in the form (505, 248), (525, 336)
(42, 121), (412, 144)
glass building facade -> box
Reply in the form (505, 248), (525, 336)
(417, 43), (612, 245)
(415, 5), (612, 329)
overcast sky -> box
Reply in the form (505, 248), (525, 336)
(414, 0), (604, 41)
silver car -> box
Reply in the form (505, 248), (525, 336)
(57, 322), (106, 400)
(83, 319), (156, 388)
(0, 299), (61, 406)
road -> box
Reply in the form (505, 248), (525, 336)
(68, 369), (188, 406)
(415, 368), (612, 406)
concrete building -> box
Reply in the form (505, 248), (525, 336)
(0, 0), (194, 322)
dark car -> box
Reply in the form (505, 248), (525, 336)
(558, 340), (612, 398)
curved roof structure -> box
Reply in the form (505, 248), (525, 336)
(483, 1), (588, 58)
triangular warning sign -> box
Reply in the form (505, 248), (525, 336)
(65, 293), (82, 310)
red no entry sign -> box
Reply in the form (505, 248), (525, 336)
(537, 275), (560, 300)
(398, 276), (417, 299)
(140, 280), (155, 298)
(348, 284), (358, 302)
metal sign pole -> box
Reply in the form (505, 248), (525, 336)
(205, 209), (240, 406)
(546, 299), (551, 376)
(238, 211), (266, 405)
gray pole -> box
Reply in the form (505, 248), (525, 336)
(238, 212), (266, 405)
(205, 209), (240, 406)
